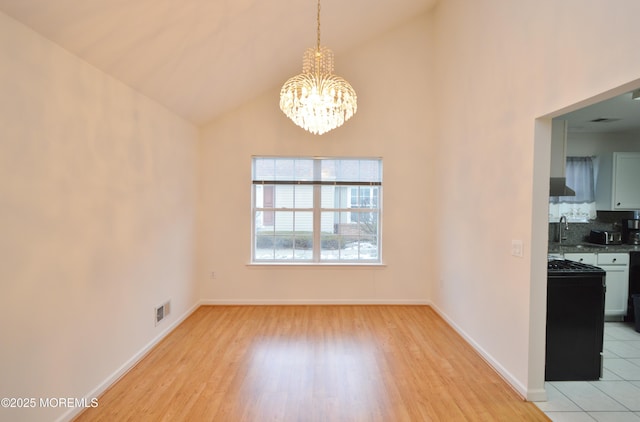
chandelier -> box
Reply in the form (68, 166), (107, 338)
(279, 0), (357, 135)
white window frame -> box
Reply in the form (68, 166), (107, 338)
(251, 157), (382, 264)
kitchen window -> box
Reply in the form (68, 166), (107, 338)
(252, 157), (382, 264)
(549, 156), (597, 222)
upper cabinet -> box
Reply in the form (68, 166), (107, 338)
(613, 152), (640, 209)
(596, 152), (640, 210)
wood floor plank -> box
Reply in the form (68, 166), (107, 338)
(74, 306), (549, 421)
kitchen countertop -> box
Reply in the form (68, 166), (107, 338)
(548, 243), (640, 254)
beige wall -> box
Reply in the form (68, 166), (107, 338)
(432, 0), (640, 399)
(197, 13), (435, 304)
(0, 13), (199, 422)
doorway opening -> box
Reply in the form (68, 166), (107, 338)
(531, 79), (640, 410)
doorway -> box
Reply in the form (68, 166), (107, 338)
(531, 80), (640, 407)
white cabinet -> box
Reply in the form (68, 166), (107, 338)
(564, 253), (596, 265)
(596, 253), (629, 319)
(563, 252), (630, 319)
(613, 153), (640, 209)
(596, 152), (640, 210)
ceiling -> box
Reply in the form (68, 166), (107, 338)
(558, 90), (640, 134)
(0, 0), (437, 125)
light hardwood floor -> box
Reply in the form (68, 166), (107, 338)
(74, 306), (549, 421)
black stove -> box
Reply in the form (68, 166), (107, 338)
(548, 259), (604, 273)
(546, 259), (606, 381)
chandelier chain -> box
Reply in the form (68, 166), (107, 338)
(316, 0), (321, 49)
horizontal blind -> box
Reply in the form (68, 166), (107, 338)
(253, 157), (382, 185)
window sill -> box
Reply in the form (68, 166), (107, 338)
(247, 262), (386, 268)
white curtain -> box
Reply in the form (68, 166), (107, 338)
(549, 156), (597, 221)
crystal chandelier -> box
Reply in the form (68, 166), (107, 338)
(279, 0), (357, 135)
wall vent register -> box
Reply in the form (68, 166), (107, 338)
(155, 301), (170, 325)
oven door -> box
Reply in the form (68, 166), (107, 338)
(546, 271), (606, 381)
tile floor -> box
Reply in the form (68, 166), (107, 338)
(535, 321), (640, 421)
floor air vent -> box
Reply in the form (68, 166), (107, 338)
(155, 301), (170, 325)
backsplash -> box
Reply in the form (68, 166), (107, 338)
(548, 211), (638, 245)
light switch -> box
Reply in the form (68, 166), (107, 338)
(511, 240), (524, 257)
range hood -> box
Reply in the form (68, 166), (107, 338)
(550, 177), (576, 197)
(549, 120), (575, 197)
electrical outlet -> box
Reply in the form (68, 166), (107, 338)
(511, 240), (524, 257)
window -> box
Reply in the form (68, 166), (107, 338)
(252, 157), (382, 263)
(549, 156), (597, 222)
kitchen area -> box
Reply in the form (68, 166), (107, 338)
(540, 91), (640, 419)
(546, 211), (640, 381)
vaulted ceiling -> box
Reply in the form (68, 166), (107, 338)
(0, 0), (438, 125)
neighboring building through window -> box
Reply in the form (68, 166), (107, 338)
(252, 157), (382, 263)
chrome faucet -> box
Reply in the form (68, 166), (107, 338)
(558, 216), (569, 244)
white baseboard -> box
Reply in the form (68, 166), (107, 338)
(199, 299), (431, 305)
(57, 301), (201, 422)
(527, 388), (548, 402)
(429, 303), (544, 401)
